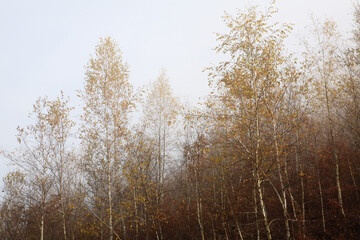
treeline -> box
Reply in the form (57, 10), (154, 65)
(2, 3), (360, 240)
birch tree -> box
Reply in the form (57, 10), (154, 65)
(0, 170), (27, 240)
(46, 92), (75, 240)
(143, 70), (179, 200)
(79, 37), (135, 240)
(302, 18), (346, 217)
(2, 93), (74, 240)
(141, 69), (179, 239)
(207, 4), (295, 239)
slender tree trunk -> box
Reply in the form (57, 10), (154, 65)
(222, 219), (229, 240)
(134, 187), (139, 240)
(120, 205), (127, 240)
(195, 164), (205, 240)
(158, 125), (162, 204)
(325, 81), (345, 217)
(196, 190), (205, 240)
(41, 210), (44, 240)
(257, 176), (272, 240)
(156, 125), (163, 240)
(155, 227), (160, 240)
(59, 137), (68, 240)
(301, 173), (306, 237)
(256, 108), (272, 240)
(333, 134), (345, 216)
(226, 191), (244, 240)
(104, 101), (113, 240)
(284, 156), (298, 220)
(108, 165), (113, 240)
(210, 214), (217, 240)
(284, 155), (298, 238)
(185, 155), (191, 233)
(162, 126), (166, 188)
(40, 173), (46, 240)
(295, 127), (306, 237)
(347, 155), (359, 201)
(273, 121), (291, 240)
(220, 179), (229, 240)
(317, 167), (326, 233)
(253, 183), (260, 240)
(100, 218), (104, 240)
(60, 194), (67, 240)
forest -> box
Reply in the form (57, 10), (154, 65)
(1, 3), (360, 240)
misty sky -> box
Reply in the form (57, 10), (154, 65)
(0, 0), (356, 187)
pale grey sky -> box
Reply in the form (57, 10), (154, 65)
(0, 0), (356, 186)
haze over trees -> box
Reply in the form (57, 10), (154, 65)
(2, 2), (360, 239)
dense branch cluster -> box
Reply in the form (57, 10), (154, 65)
(1, 4), (360, 240)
